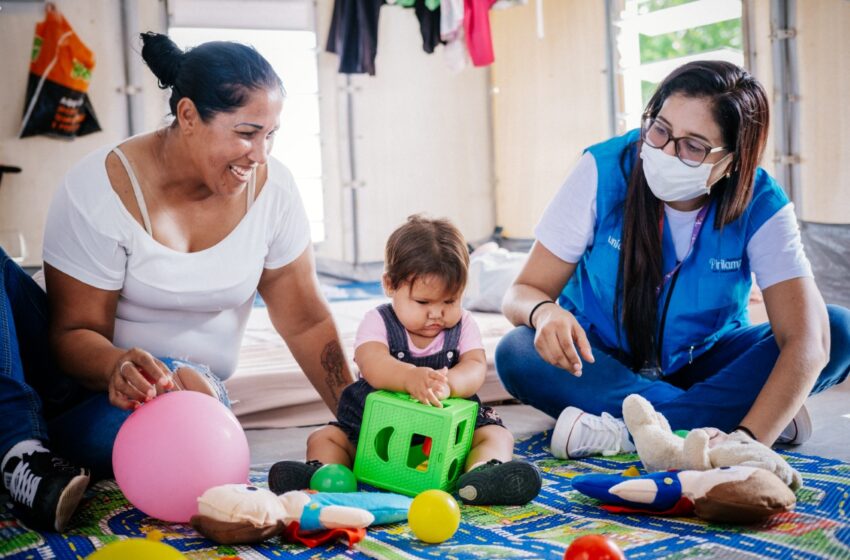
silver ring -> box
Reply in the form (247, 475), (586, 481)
(119, 361), (135, 376)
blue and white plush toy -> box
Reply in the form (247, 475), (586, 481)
(572, 465), (796, 524)
(191, 483), (412, 546)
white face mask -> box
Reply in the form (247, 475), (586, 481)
(640, 143), (730, 203)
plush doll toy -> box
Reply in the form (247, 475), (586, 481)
(622, 394), (802, 490)
(569, 394), (802, 525)
(571, 465), (797, 524)
(190, 484), (412, 547)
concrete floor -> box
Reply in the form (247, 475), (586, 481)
(247, 379), (850, 466)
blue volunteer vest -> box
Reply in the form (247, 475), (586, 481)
(560, 129), (789, 374)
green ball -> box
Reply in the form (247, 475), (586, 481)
(309, 464), (358, 493)
(673, 429), (690, 439)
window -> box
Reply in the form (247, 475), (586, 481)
(612, 0), (744, 132)
(168, 22), (325, 242)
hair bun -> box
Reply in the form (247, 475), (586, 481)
(140, 32), (184, 88)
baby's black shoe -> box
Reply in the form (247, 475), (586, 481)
(456, 459), (541, 505)
(268, 459), (323, 494)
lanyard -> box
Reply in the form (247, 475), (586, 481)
(655, 203), (710, 296)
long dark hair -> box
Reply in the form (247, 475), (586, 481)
(140, 32), (284, 122)
(617, 60), (769, 370)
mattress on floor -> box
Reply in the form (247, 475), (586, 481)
(226, 298), (514, 429)
(228, 298), (770, 429)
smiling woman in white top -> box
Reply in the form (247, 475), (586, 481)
(0, 32), (352, 532)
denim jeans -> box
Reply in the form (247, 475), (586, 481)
(0, 246), (230, 478)
(495, 304), (850, 433)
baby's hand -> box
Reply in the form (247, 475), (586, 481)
(432, 368), (451, 400)
(405, 367), (449, 407)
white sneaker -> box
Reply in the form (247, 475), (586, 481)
(776, 404), (812, 445)
(550, 406), (636, 459)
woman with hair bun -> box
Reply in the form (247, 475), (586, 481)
(0, 32), (352, 531)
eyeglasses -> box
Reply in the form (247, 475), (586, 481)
(641, 117), (727, 167)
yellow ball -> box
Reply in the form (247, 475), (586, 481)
(87, 538), (186, 559)
(408, 489), (461, 543)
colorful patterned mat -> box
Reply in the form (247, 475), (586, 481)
(2, 432), (850, 559)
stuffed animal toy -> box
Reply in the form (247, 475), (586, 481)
(622, 394), (802, 490)
(571, 465), (797, 524)
(190, 483), (412, 547)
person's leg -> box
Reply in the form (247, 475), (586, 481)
(268, 425), (355, 495)
(497, 326), (687, 459)
(464, 423), (514, 468)
(0, 248), (50, 460)
(46, 356), (232, 480)
(268, 377), (368, 493)
(166, 358), (230, 407)
(811, 305), (850, 393)
(455, 425), (541, 505)
(307, 425), (356, 467)
(0, 248), (90, 532)
(46, 393), (131, 480)
(657, 305), (850, 434)
(656, 322), (777, 431)
(495, 326), (685, 418)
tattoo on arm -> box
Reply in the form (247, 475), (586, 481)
(320, 341), (349, 405)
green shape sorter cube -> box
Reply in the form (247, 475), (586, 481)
(353, 390), (478, 497)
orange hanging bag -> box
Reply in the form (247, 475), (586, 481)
(19, 3), (101, 139)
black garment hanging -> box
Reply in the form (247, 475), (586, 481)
(413, 0), (443, 54)
(326, 0), (385, 75)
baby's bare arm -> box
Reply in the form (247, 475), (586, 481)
(446, 349), (487, 398)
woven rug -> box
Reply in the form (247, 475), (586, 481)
(2, 432), (850, 559)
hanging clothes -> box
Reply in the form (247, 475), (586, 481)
(464, 0), (497, 67)
(441, 0), (463, 40)
(391, 0), (440, 9)
(492, 0), (526, 7)
(326, 0), (385, 75)
(440, 0), (467, 71)
(414, 0), (444, 54)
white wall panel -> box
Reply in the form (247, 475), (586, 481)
(490, 0), (610, 238)
(322, 4), (495, 262)
(0, 0), (132, 266)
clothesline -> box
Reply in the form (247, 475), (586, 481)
(326, 0), (541, 76)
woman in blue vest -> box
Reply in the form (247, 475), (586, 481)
(496, 61), (850, 459)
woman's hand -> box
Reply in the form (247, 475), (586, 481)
(404, 367), (449, 407)
(532, 305), (595, 376)
(108, 349), (174, 410)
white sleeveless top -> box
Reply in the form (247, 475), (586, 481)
(42, 143), (311, 379)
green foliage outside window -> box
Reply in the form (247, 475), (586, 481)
(637, 6), (742, 105)
(640, 19), (742, 65)
(638, 0), (696, 14)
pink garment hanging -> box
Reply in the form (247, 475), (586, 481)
(464, 0), (497, 67)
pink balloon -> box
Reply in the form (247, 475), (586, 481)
(112, 391), (250, 523)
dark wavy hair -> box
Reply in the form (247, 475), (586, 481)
(616, 60), (770, 370)
(140, 32), (284, 122)
(384, 215), (469, 296)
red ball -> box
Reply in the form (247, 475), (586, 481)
(564, 535), (626, 560)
